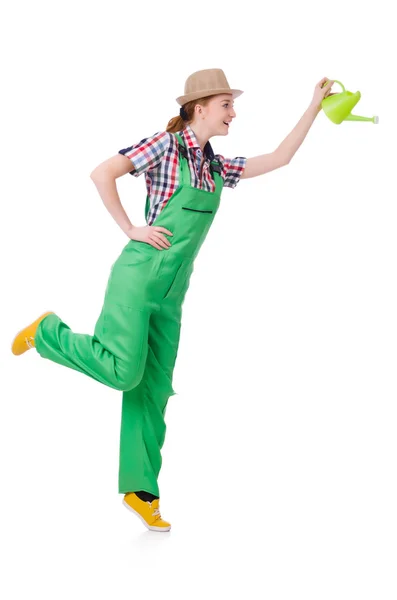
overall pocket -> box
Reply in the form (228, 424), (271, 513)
(176, 205), (215, 250)
(120, 241), (158, 264)
(163, 261), (194, 302)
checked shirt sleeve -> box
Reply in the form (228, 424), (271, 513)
(118, 131), (172, 177)
(216, 154), (247, 189)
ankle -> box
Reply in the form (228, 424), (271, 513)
(132, 490), (159, 503)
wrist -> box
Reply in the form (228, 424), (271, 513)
(124, 224), (135, 235)
(308, 102), (321, 116)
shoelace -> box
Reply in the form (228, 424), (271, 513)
(146, 501), (161, 519)
(25, 336), (34, 349)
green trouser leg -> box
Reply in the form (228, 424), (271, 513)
(34, 303), (150, 392)
(34, 242), (161, 392)
(118, 302), (182, 496)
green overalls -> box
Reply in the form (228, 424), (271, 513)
(34, 133), (224, 496)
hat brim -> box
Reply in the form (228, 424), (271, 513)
(176, 88), (244, 106)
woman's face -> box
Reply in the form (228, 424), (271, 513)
(195, 93), (237, 135)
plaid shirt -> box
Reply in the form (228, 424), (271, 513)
(118, 124), (247, 225)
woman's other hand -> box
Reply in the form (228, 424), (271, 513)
(310, 77), (336, 112)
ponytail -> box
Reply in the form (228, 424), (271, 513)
(166, 115), (186, 133)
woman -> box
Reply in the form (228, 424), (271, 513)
(11, 68), (334, 532)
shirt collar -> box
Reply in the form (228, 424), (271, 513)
(180, 124), (215, 161)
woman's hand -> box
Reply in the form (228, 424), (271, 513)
(126, 225), (173, 250)
(310, 77), (336, 112)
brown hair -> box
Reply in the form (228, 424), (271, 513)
(166, 95), (215, 133)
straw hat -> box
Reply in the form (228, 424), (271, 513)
(176, 68), (243, 106)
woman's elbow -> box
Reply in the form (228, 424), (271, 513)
(90, 154), (134, 180)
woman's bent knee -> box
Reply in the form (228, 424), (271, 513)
(117, 369), (144, 392)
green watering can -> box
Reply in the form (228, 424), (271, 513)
(321, 80), (379, 124)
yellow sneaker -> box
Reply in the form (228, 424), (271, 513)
(123, 493), (171, 532)
(11, 311), (55, 356)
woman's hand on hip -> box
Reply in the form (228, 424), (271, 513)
(126, 225), (173, 250)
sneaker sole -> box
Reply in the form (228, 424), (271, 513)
(122, 499), (171, 532)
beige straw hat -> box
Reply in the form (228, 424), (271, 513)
(176, 68), (244, 106)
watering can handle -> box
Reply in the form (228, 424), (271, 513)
(322, 79), (345, 92)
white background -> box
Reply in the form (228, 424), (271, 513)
(1, 0), (396, 597)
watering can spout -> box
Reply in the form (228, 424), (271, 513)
(321, 80), (378, 124)
(344, 113), (379, 123)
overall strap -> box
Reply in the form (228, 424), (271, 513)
(174, 132), (190, 187)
